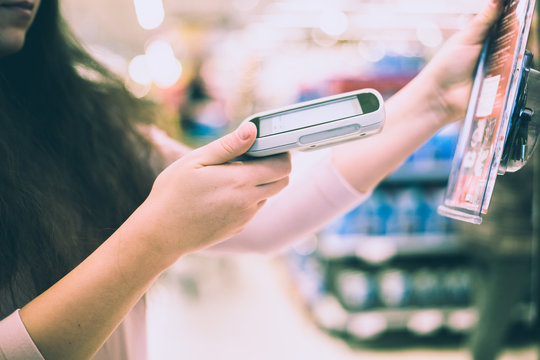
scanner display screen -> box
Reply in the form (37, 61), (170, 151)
(258, 96), (363, 137)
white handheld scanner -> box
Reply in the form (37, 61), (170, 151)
(243, 88), (385, 157)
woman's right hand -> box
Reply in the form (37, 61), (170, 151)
(132, 121), (291, 263)
(17, 122), (289, 360)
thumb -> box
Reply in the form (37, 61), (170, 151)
(194, 121), (257, 166)
(460, 0), (504, 45)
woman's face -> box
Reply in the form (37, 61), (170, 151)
(0, 0), (41, 58)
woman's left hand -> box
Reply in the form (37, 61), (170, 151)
(420, 0), (503, 125)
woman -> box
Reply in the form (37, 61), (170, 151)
(0, 0), (502, 359)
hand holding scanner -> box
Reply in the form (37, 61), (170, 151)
(242, 89), (385, 157)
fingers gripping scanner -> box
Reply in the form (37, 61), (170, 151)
(242, 89), (385, 157)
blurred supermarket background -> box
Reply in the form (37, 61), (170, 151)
(61, 0), (539, 359)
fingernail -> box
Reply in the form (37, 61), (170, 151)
(237, 122), (252, 140)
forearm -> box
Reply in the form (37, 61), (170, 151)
(332, 71), (448, 193)
(19, 207), (176, 360)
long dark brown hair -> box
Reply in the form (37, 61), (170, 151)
(0, 0), (159, 316)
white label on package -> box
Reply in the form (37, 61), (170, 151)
(475, 75), (501, 117)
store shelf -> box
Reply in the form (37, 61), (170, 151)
(317, 233), (464, 263)
(308, 293), (537, 340)
(310, 294), (478, 338)
(286, 125), (475, 343)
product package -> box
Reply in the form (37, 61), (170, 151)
(438, 0), (538, 224)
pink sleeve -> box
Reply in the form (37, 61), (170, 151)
(208, 150), (371, 254)
(0, 310), (44, 360)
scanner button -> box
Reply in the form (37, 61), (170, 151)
(299, 124), (360, 145)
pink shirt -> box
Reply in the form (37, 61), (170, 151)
(0, 149), (368, 360)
